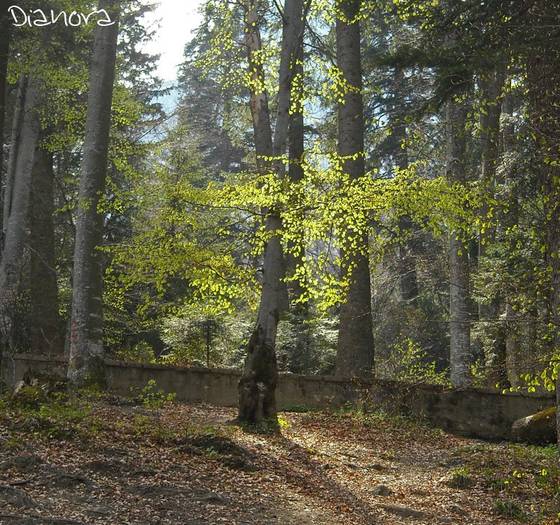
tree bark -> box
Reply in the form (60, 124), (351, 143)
(285, 9), (310, 373)
(29, 147), (62, 356)
(446, 87), (473, 388)
(238, 0), (305, 423)
(1, 77), (27, 251)
(67, 0), (120, 388)
(500, 87), (519, 389)
(478, 68), (507, 387)
(525, 0), (560, 447)
(0, 76), (42, 350)
(390, 68), (418, 303)
(0, 6), (9, 239)
(335, 0), (375, 379)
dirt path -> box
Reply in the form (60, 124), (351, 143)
(0, 401), (557, 524)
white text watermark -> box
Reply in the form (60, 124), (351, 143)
(8, 6), (116, 27)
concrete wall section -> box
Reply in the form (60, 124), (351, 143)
(2, 354), (555, 441)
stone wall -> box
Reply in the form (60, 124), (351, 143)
(1, 353), (555, 441)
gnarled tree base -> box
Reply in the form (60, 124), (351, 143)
(238, 326), (278, 426)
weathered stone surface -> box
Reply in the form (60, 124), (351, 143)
(3, 353), (556, 442)
(0, 485), (36, 508)
(511, 406), (556, 444)
(370, 484), (392, 496)
(380, 503), (428, 519)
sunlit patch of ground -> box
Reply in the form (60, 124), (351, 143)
(0, 395), (558, 524)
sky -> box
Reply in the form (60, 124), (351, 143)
(141, 0), (203, 83)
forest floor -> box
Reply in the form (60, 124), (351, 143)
(0, 389), (558, 525)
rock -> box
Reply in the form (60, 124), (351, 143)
(194, 491), (229, 505)
(365, 462), (390, 471)
(0, 485), (36, 508)
(128, 484), (183, 497)
(371, 484), (392, 496)
(47, 471), (92, 489)
(0, 454), (43, 472)
(87, 505), (111, 516)
(380, 503), (428, 519)
(511, 407), (556, 445)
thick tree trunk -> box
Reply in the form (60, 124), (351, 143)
(238, 0), (305, 423)
(67, 0), (119, 388)
(525, 0), (560, 447)
(29, 147), (62, 356)
(285, 14), (310, 373)
(0, 7), (9, 238)
(335, 0), (374, 379)
(446, 90), (473, 388)
(389, 68), (419, 303)
(0, 76), (42, 350)
(501, 88), (519, 389)
(478, 68), (507, 387)
(1, 77), (27, 251)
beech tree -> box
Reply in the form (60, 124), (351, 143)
(335, 0), (375, 379)
(67, 0), (120, 387)
(446, 83), (473, 388)
(237, 0), (306, 424)
(0, 76), (42, 349)
(0, 5), (9, 237)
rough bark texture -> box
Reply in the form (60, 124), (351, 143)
(525, 0), (560, 448)
(446, 91), (472, 388)
(335, 0), (375, 379)
(0, 76), (41, 350)
(284, 11), (310, 373)
(501, 89), (521, 389)
(0, 6), (9, 238)
(389, 68), (419, 304)
(67, 0), (119, 388)
(238, 0), (305, 423)
(478, 69), (507, 387)
(1, 77), (27, 250)
(29, 148), (62, 356)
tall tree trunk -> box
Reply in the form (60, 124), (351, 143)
(500, 86), (520, 389)
(0, 76), (42, 350)
(67, 0), (120, 388)
(0, 6), (9, 239)
(285, 12), (310, 373)
(390, 68), (418, 303)
(525, 0), (560, 447)
(446, 86), (473, 388)
(335, 0), (375, 379)
(1, 77), (27, 251)
(238, 0), (305, 423)
(478, 68), (507, 387)
(29, 147), (62, 356)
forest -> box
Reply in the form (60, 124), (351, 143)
(0, 0), (559, 523)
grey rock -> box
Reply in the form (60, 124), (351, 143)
(371, 484), (393, 496)
(0, 485), (36, 508)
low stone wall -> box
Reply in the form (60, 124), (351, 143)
(2, 353), (555, 441)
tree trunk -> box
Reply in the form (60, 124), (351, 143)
(0, 76), (42, 350)
(501, 87), (519, 389)
(285, 9), (310, 373)
(238, 0), (305, 423)
(525, 0), (560, 447)
(478, 68), (507, 387)
(335, 0), (375, 379)
(0, 6), (9, 239)
(67, 0), (120, 388)
(1, 77), (27, 251)
(29, 147), (62, 356)
(446, 88), (473, 388)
